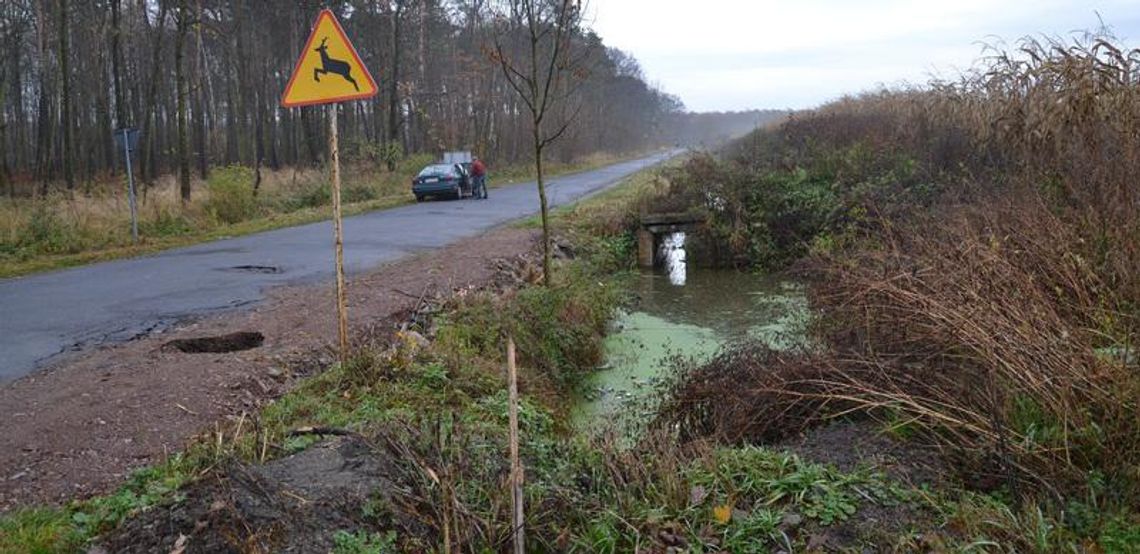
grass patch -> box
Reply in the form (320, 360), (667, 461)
(556, 442), (913, 552)
(332, 529), (399, 554)
(0, 454), (201, 553)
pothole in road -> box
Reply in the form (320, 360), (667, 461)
(165, 331), (265, 353)
(222, 265), (282, 274)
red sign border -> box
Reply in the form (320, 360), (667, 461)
(280, 9), (379, 108)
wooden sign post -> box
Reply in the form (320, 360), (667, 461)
(281, 9), (378, 364)
(507, 337), (525, 554)
(329, 106), (349, 359)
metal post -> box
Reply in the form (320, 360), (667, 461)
(123, 129), (138, 244)
(329, 104), (349, 364)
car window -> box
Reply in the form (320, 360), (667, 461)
(418, 164), (455, 177)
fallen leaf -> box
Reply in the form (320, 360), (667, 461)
(712, 503), (732, 524)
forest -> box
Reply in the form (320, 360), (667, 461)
(0, 0), (778, 197)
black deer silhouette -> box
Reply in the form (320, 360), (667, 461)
(313, 37), (359, 91)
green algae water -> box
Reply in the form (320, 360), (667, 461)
(575, 232), (808, 426)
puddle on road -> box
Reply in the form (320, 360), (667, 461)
(575, 232), (808, 427)
(221, 265), (282, 274)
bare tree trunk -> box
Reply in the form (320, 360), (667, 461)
(387, 0), (404, 170)
(97, 73), (113, 175)
(224, 80), (238, 163)
(193, 0), (208, 180)
(250, 3), (263, 187)
(110, 0), (126, 129)
(10, 17), (26, 172)
(0, 102), (9, 198)
(526, 4), (551, 284)
(0, 80), (7, 196)
(35, 0), (52, 194)
(140, 1), (169, 185)
(58, 0), (73, 190)
(494, 0), (584, 285)
(414, 0), (426, 153)
(534, 128), (551, 285)
(175, 0), (190, 203)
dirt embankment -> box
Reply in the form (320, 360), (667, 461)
(0, 227), (540, 513)
(98, 437), (393, 554)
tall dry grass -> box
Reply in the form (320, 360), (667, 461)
(0, 155), (431, 272)
(807, 199), (1139, 496)
(661, 33), (1140, 505)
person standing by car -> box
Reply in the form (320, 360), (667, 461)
(471, 157), (488, 199)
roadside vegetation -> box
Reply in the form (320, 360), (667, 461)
(0, 164), (882, 553)
(0, 166), (652, 553)
(645, 32), (1140, 550)
(6, 29), (1140, 554)
(8, 151), (1125, 553)
(0, 151), (631, 278)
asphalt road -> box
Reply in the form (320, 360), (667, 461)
(0, 151), (676, 381)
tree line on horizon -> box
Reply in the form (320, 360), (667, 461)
(0, 0), (781, 197)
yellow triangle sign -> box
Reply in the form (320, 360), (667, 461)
(281, 10), (378, 108)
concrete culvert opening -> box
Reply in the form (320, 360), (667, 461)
(166, 331), (264, 353)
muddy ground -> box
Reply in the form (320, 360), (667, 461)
(777, 421), (947, 550)
(95, 437), (398, 554)
(0, 227), (540, 513)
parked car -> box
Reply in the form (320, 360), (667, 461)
(412, 163), (471, 201)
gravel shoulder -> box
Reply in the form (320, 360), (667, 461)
(0, 227), (539, 513)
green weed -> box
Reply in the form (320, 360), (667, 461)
(0, 455), (196, 553)
(205, 166), (258, 224)
(332, 529), (398, 554)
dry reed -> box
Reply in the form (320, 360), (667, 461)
(661, 32), (1140, 503)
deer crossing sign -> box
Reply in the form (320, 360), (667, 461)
(281, 9), (378, 108)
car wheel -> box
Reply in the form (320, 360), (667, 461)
(415, 195), (423, 202)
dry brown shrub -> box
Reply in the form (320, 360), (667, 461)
(667, 32), (1140, 500)
(656, 346), (846, 445)
(811, 196), (1138, 488)
(665, 198), (1140, 498)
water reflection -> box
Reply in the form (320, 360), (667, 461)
(658, 231), (687, 286)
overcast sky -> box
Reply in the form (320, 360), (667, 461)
(590, 0), (1140, 112)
